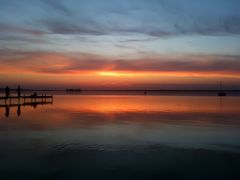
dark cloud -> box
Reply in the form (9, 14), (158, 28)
(32, 57), (240, 75)
(100, 56), (240, 74)
(41, 19), (105, 35)
(172, 17), (240, 36)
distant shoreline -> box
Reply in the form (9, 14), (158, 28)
(1, 88), (240, 92)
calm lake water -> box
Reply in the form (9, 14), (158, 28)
(0, 95), (240, 180)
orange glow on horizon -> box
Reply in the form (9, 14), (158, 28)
(95, 70), (239, 79)
(1, 62), (240, 88)
(1, 51), (240, 88)
(98, 71), (137, 77)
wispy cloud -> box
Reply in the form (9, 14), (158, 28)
(42, 0), (73, 16)
(1, 0), (240, 38)
(0, 23), (46, 35)
(40, 0), (240, 38)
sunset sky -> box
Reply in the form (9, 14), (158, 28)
(0, 0), (240, 89)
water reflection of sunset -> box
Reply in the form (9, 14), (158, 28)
(54, 95), (240, 114)
(1, 96), (240, 130)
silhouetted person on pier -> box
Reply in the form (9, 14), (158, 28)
(30, 92), (37, 99)
(17, 85), (21, 98)
(31, 92), (37, 98)
(5, 86), (10, 98)
(30, 92), (38, 104)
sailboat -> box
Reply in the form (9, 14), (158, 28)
(218, 81), (227, 96)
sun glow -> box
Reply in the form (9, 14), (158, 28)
(98, 71), (136, 77)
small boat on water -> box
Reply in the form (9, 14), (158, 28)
(144, 90), (147, 95)
(218, 81), (227, 96)
(218, 92), (227, 96)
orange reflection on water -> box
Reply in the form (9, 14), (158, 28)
(53, 95), (240, 114)
(1, 95), (240, 129)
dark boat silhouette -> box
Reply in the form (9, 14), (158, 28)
(218, 81), (227, 96)
(144, 90), (147, 95)
(218, 92), (226, 96)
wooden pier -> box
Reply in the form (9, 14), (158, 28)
(0, 86), (53, 117)
(0, 95), (53, 104)
(0, 94), (53, 107)
(0, 94), (53, 117)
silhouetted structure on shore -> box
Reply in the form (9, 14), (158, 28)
(66, 88), (82, 92)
